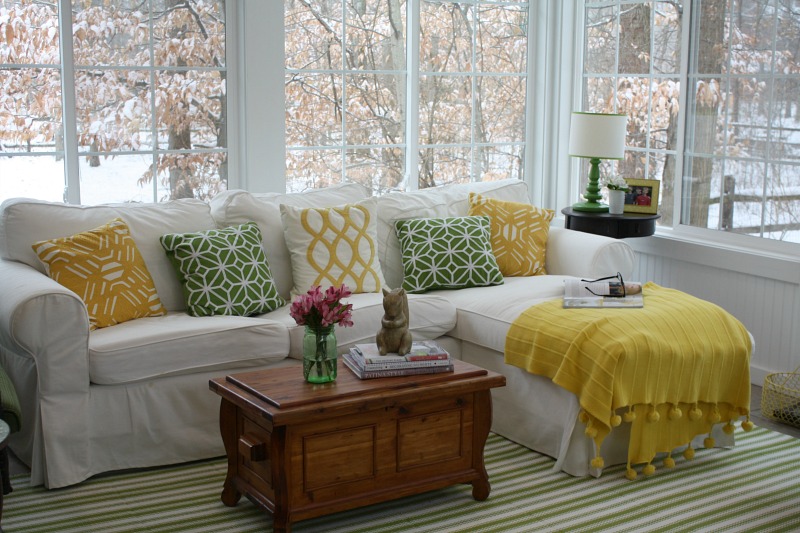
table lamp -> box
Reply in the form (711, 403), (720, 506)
(568, 112), (627, 212)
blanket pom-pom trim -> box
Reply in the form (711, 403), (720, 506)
(688, 404), (703, 421)
(742, 419), (754, 431)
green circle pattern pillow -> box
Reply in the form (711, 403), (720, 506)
(160, 222), (285, 317)
(395, 216), (504, 293)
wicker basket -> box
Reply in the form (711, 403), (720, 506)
(762, 366), (800, 429)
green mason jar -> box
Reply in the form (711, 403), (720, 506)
(302, 325), (337, 383)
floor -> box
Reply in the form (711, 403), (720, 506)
(5, 384), (799, 480)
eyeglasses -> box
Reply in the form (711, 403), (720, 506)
(581, 272), (626, 297)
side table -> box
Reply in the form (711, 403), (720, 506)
(561, 207), (660, 239)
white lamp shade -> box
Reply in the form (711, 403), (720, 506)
(568, 112), (627, 160)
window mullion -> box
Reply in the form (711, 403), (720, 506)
(674, 0), (693, 230)
(59, 0), (80, 204)
(406, 0), (421, 191)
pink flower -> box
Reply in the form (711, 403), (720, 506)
(289, 284), (354, 330)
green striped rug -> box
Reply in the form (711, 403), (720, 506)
(4, 427), (799, 532)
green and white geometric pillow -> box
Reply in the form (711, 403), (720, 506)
(160, 222), (285, 317)
(395, 216), (504, 293)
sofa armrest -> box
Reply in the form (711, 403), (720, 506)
(545, 227), (635, 279)
(0, 260), (90, 395)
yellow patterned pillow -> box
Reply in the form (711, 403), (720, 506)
(467, 192), (554, 276)
(32, 218), (166, 330)
(280, 198), (386, 295)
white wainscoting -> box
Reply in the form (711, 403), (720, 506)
(626, 234), (800, 385)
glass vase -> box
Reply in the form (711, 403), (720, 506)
(302, 325), (337, 383)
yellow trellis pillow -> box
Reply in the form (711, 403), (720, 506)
(280, 197), (386, 295)
(32, 218), (166, 330)
(467, 192), (554, 277)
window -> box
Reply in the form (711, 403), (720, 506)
(580, 0), (800, 244)
(284, 0), (529, 194)
(0, 0), (229, 205)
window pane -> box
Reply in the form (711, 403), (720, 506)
(155, 70), (227, 150)
(345, 73), (404, 146)
(0, 156), (64, 203)
(649, 79), (679, 151)
(584, 76), (615, 112)
(585, 6), (617, 75)
(285, 0), (343, 71)
(286, 149), (342, 192)
(418, 146), (471, 188)
(73, 2), (151, 67)
(653, 1), (681, 74)
(0, 1), (60, 64)
(0, 68), (62, 154)
(476, 4), (527, 74)
(346, 147), (404, 193)
(78, 154), (156, 205)
(616, 77), (651, 150)
(478, 76), (526, 143)
(74, 69), (153, 152)
(346, 0), (405, 71)
(151, 0), (226, 68)
(419, 74), (471, 144)
(419, 1), (472, 73)
(152, 152), (227, 201)
(618, 4), (650, 74)
(286, 73), (342, 148)
(477, 145), (524, 181)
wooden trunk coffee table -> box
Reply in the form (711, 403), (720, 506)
(209, 359), (505, 532)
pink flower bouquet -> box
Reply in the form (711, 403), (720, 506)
(289, 284), (354, 330)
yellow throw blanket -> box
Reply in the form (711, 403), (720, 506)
(504, 283), (753, 479)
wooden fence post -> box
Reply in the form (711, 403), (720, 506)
(721, 175), (735, 230)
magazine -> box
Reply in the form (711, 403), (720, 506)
(563, 278), (644, 308)
(343, 353), (454, 379)
(348, 349), (451, 370)
(352, 340), (450, 363)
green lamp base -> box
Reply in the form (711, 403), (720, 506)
(571, 201), (609, 213)
(572, 156), (609, 213)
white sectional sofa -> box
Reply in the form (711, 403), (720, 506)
(0, 178), (635, 488)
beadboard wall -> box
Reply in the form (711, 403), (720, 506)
(626, 234), (800, 385)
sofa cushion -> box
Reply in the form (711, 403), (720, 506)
(0, 197), (217, 312)
(280, 197), (386, 296)
(209, 184), (371, 299)
(88, 313), (290, 385)
(467, 192), (554, 276)
(267, 292), (457, 360)
(395, 215), (504, 293)
(376, 178), (530, 289)
(32, 218), (166, 330)
(432, 275), (568, 353)
(160, 222), (285, 317)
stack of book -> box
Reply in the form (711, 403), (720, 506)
(343, 340), (454, 379)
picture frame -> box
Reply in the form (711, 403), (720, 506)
(623, 179), (660, 214)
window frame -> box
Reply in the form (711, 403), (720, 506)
(575, 0), (800, 255)
(282, 0), (532, 194)
(0, 0), (240, 205)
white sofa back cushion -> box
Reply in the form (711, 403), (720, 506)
(209, 183), (370, 299)
(0, 198), (217, 312)
(376, 178), (531, 289)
